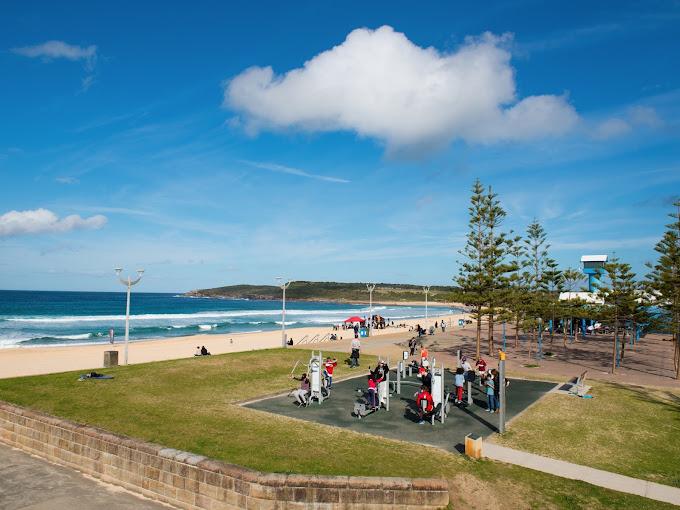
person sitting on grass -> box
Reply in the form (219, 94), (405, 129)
(291, 372), (310, 406)
(200, 345), (210, 356)
(367, 374), (378, 411)
(323, 357), (338, 388)
(194, 346), (202, 356)
(416, 385), (434, 425)
(454, 367), (465, 404)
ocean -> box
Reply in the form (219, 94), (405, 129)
(0, 290), (455, 348)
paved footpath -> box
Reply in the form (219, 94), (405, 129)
(485, 443), (680, 506)
(0, 443), (172, 510)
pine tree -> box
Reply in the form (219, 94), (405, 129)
(645, 200), (680, 379)
(560, 268), (584, 347)
(480, 186), (515, 356)
(522, 220), (551, 359)
(506, 235), (528, 348)
(599, 256), (637, 373)
(456, 180), (488, 360)
(543, 258), (563, 344)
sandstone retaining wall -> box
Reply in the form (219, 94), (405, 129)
(0, 401), (449, 509)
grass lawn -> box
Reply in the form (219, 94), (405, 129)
(0, 349), (675, 509)
(493, 381), (680, 488)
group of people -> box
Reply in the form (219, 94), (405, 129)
(413, 347), (504, 423)
(290, 356), (338, 406)
(451, 355), (504, 413)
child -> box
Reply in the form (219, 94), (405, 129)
(454, 367), (465, 404)
(323, 357), (338, 388)
(476, 357), (487, 387)
(367, 374), (378, 411)
(415, 385), (434, 425)
(485, 373), (496, 412)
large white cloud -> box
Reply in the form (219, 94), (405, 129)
(0, 209), (107, 237)
(225, 27), (579, 152)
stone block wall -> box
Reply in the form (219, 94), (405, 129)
(0, 401), (449, 509)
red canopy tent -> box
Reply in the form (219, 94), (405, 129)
(344, 316), (365, 324)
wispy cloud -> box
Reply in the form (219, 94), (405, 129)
(241, 160), (350, 183)
(55, 176), (79, 185)
(12, 40), (98, 91)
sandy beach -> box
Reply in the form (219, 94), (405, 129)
(0, 312), (465, 379)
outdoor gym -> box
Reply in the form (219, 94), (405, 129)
(246, 349), (556, 452)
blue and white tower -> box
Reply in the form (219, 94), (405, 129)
(580, 255), (607, 292)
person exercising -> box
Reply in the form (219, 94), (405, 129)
(323, 357), (338, 388)
(416, 385), (434, 425)
(291, 372), (310, 406)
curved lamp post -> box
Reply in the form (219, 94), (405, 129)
(366, 283), (376, 336)
(115, 267), (144, 365)
(276, 277), (293, 347)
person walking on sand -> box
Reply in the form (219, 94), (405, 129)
(109, 327), (115, 344)
(441, 321), (446, 333)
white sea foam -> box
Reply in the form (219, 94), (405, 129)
(3, 307), (387, 324)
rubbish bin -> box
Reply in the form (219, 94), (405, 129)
(103, 350), (119, 368)
(359, 327), (368, 338)
(464, 433), (483, 459)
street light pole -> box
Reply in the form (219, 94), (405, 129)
(115, 267), (144, 365)
(276, 278), (293, 347)
(423, 285), (431, 320)
(366, 283), (376, 336)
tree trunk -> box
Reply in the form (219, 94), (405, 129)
(574, 319), (579, 342)
(488, 314), (494, 356)
(612, 315), (618, 374)
(475, 306), (482, 360)
(528, 327), (535, 359)
(620, 326), (627, 364)
(550, 308), (555, 344)
(563, 317), (567, 348)
(514, 315), (520, 348)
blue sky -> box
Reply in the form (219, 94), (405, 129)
(0, 0), (679, 292)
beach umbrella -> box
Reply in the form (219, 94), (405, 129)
(344, 316), (365, 323)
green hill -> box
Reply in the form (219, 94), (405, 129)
(186, 281), (457, 304)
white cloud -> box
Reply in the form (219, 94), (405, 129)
(0, 209), (107, 237)
(591, 105), (663, 140)
(592, 118), (632, 140)
(12, 40), (97, 70)
(241, 160), (350, 183)
(225, 26), (579, 153)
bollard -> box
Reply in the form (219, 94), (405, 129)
(408, 365), (412, 377)
(467, 380), (472, 405)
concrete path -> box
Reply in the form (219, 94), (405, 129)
(0, 443), (172, 510)
(484, 443), (680, 506)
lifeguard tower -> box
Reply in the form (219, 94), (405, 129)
(581, 255), (607, 292)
